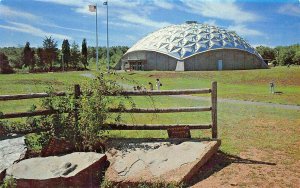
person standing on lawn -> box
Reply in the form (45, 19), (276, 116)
(156, 79), (162, 90)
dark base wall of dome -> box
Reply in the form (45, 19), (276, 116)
(116, 49), (267, 71)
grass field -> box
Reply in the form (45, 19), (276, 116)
(119, 66), (300, 105)
(0, 66), (299, 187)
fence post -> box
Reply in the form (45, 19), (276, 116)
(211, 81), (217, 139)
(74, 84), (80, 127)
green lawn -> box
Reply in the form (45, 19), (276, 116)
(118, 66), (300, 105)
(0, 67), (299, 162)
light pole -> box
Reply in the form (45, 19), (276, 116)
(103, 1), (109, 73)
(88, 4), (99, 71)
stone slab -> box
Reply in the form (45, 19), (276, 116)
(105, 139), (220, 186)
(0, 135), (27, 181)
(6, 152), (107, 187)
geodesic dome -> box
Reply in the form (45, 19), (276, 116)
(126, 22), (263, 61)
(117, 22), (267, 71)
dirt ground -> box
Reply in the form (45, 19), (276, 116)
(189, 149), (300, 188)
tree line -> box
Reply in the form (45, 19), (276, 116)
(256, 44), (300, 66)
(0, 36), (128, 74)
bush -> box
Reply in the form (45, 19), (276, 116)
(0, 52), (14, 74)
(35, 73), (134, 151)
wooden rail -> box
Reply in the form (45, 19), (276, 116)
(108, 107), (211, 113)
(0, 82), (218, 139)
(0, 107), (211, 119)
(0, 92), (67, 101)
(0, 89), (211, 101)
(103, 124), (212, 130)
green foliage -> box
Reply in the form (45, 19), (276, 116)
(255, 45), (276, 60)
(70, 41), (80, 68)
(0, 176), (16, 188)
(0, 47), (22, 69)
(81, 38), (88, 69)
(62, 39), (71, 68)
(42, 36), (58, 70)
(277, 47), (295, 65)
(0, 52), (14, 74)
(292, 50), (300, 65)
(22, 42), (35, 71)
(256, 44), (300, 66)
(34, 73), (133, 151)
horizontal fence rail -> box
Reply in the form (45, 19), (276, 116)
(108, 107), (212, 113)
(0, 92), (67, 101)
(103, 124), (212, 130)
(0, 89), (211, 101)
(114, 89), (211, 96)
(0, 107), (211, 119)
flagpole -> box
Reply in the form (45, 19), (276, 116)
(96, 3), (99, 71)
(106, 1), (109, 73)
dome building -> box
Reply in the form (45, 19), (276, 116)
(116, 21), (267, 71)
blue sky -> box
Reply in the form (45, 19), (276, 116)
(0, 0), (299, 48)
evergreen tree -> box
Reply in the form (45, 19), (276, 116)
(43, 36), (58, 71)
(22, 42), (35, 71)
(81, 38), (88, 69)
(36, 47), (45, 69)
(70, 41), (80, 68)
(0, 52), (14, 74)
(62, 39), (70, 69)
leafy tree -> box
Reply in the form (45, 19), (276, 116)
(277, 47), (295, 66)
(0, 52), (14, 74)
(292, 50), (300, 65)
(22, 42), (35, 71)
(256, 46), (276, 60)
(43, 36), (58, 71)
(70, 41), (80, 68)
(61, 39), (70, 69)
(81, 38), (88, 69)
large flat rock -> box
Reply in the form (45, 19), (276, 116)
(6, 152), (107, 188)
(0, 135), (27, 180)
(105, 139), (220, 186)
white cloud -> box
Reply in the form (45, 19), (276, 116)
(204, 19), (217, 26)
(278, 4), (300, 17)
(0, 4), (40, 21)
(119, 12), (171, 28)
(34, 0), (86, 6)
(181, 0), (259, 23)
(228, 24), (263, 36)
(153, 0), (174, 10)
(40, 23), (94, 34)
(0, 22), (72, 40)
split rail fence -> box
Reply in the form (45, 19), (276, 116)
(0, 82), (217, 139)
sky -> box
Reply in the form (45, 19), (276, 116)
(0, 0), (299, 48)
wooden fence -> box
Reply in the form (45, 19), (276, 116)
(0, 82), (217, 138)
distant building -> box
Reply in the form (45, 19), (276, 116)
(116, 22), (268, 71)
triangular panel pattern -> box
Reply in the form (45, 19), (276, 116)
(127, 23), (261, 60)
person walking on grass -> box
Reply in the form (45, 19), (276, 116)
(270, 82), (275, 94)
(148, 82), (153, 90)
(156, 79), (162, 90)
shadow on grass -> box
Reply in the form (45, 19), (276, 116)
(187, 150), (276, 187)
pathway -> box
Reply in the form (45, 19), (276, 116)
(80, 73), (299, 110)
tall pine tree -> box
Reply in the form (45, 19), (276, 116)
(62, 39), (70, 69)
(70, 41), (80, 69)
(22, 42), (35, 71)
(43, 36), (58, 71)
(81, 38), (88, 69)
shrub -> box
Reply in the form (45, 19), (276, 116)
(35, 73), (133, 151)
(0, 52), (14, 74)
